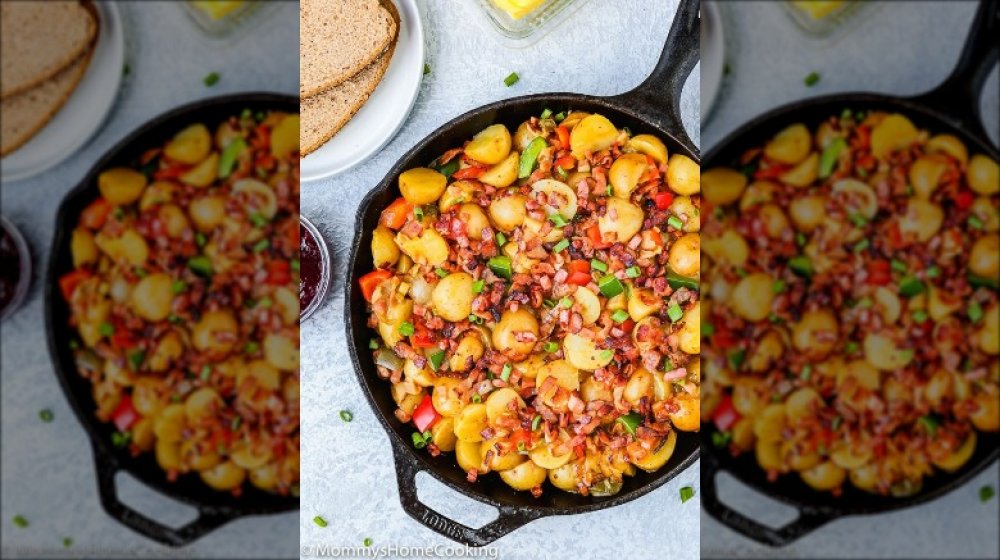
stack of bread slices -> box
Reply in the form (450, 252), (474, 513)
(300, 0), (399, 157)
(1, 0), (98, 157)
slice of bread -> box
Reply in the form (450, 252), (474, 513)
(300, 0), (400, 157)
(1, 1), (97, 98)
(300, 0), (397, 98)
(1, 48), (93, 157)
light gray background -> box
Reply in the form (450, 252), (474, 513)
(300, 1), (699, 560)
(701, 1), (999, 558)
(1, 2), (298, 558)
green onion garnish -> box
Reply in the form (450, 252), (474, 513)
(495, 232), (507, 247)
(559, 297), (573, 309)
(188, 255), (213, 277)
(701, 322), (715, 336)
(667, 303), (683, 322)
(667, 215), (684, 230)
(171, 280), (188, 294)
(398, 322), (415, 336)
(252, 239), (269, 253)
(129, 351), (146, 372)
(540, 108), (553, 119)
(912, 309), (928, 323)
(711, 431), (732, 448)
(472, 279), (485, 293)
(968, 215), (984, 229)
(39, 409), (54, 423)
(245, 341), (259, 354)
(800, 364), (812, 380)
(435, 268), (448, 278)
(616, 413), (641, 436)
(804, 71), (820, 87)
(111, 431), (131, 448)
(203, 72), (220, 86)
(845, 341), (859, 354)
(99, 322), (115, 337)
(899, 276), (925, 297)
(364, 538), (373, 547)
(314, 516), (328, 528)
(680, 486), (695, 503)
(12, 515), (28, 528)
(503, 72), (520, 87)
(488, 256), (513, 280)
(728, 349), (746, 370)
(625, 266), (640, 278)
(553, 239), (570, 252)
(611, 309), (630, 323)
(981, 485), (996, 503)
(532, 415), (542, 431)
(598, 275), (625, 298)
(500, 364), (512, 382)
(544, 341), (559, 353)
(200, 364), (211, 380)
(926, 265), (940, 279)
(472, 393), (482, 404)
(423, 64), (431, 75)
(549, 213), (568, 227)
(969, 300), (984, 323)
(772, 280), (786, 293)
(854, 239), (869, 253)
(591, 259), (608, 272)
(918, 414), (939, 438)
(291, 259), (301, 272)
(429, 350), (445, 371)
(340, 410), (353, 423)
(891, 259), (908, 273)
(599, 349), (614, 361)
(468, 314), (483, 324)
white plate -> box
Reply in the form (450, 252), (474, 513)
(1, 1), (125, 183)
(301, 0), (424, 183)
(700, 1), (725, 122)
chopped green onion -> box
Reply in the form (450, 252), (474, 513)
(540, 108), (553, 119)
(926, 265), (941, 279)
(203, 72), (220, 86)
(591, 259), (608, 272)
(912, 309), (928, 323)
(231, 416), (243, 430)
(63, 537), (73, 548)
(472, 393), (482, 403)
(200, 364), (211, 380)
(728, 348), (746, 370)
(553, 239), (570, 252)
(772, 280), (786, 294)
(789, 255), (813, 278)
(918, 414), (939, 438)
(532, 415), (542, 431)
(840, 108), (852, 121)
(398, 322), (415, 336)
(598, 275), (625, 298)
(831, 416), (843, 431)
(134, 267), (148, 278)
(606, 185), (614, 196)
(129, 351), (146, 372)
(667, 303), (683, 322)
(616, 413), (641, 436)
(804, 71), (820, 87)
(412, 431), (428, 449)
(849, 213), (868, 228)
(99, 322), (115, 337)
(854, 239), (870, 253)
(891, 259), (908, 273)
(503, 72), (520, 87)
(856, 297), (873, 308)
(845, 341), (859, 354)
(559, 297), (573, 309)
(795, 232), (807, 247)
(667, 269), (699, 291)
(711, 431), (732, 448)
(245, 341), (260, 354)
(968, 215), (984, 229)
(414, 206), (425, 221)
(701, 322), (716, 336)
(981, 485), (996, 503)
(500, 364), (512, 382)
(680, 486), (695, 503)
(819, 138), (846, 179)
(313, 516), (328, 528)
(472, 279), (485, 293)
(111, 431), (131, 448)
(171, 280), (188, 294)
(364, 538), (373, 548)
(468, 314), (483, 324)
(555, 166), (568, 180)
(611, 309), (630, 323)
(39, 409), (54, 423)
(13, 515), (28, 528)
(436, 158), (460, 179)
(429, 350), (445, 371)
(667, 215), (684, 230)
(423, 64), (431, 75)
(548, 213), (568, 228)
(257, 297), (272, 308)
(544, 341), (559, 353)
(219, 138), (247, 179)
(969, 300), (984, 323)
(369, 339), (380, 350)
(800, 364), (812, 381)
(252, 239), (269, 253)
(969, 274), (1000, 290)
(543, 299), (557, 308)
(340, 410), (353, 422)
(435, 268), (449, 278)
(488, 256), (513, 280)
(495, 232), (507, 247)
(291, 259), (301, 272)
(553, 111), (566, 122)
(899, 276), (925, 297)
(188, 255), (213, 277)
(599, 349), (614, 361)
(625, 266), (641, 278)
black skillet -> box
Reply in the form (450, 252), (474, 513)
(45, 94), (299, 547)
(345, 0), (701, 547)
(701, 1), (999, 547)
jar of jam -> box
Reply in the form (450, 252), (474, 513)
(299, 215), (332, 322)
(0, 216), (32, 321)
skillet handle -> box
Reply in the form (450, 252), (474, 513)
(611, 0), (700, 155)
(914, 0), (999, 142)
(701, 454), (832, 547)
(391, 446), (543, 547)
(94, 446), (230, 547)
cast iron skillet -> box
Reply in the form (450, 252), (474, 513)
(701, 1), (999, 547)
(45, 93), (299, 547)
(345, 0), (700, 547)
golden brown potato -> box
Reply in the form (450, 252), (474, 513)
(270, 114), (300, 159)
(870, 114), (918, 159)
(432, 272), (474, 322)
(702, 167), (746, 206)
(764, 124), (811, 165)
(438, 180), (479, 212)
(792, 310), (839, 359)
(371, 225), (401, 268)
(598, 198), (644, 243)
(499, 460), (547, 491)
(779, 151), (819, 187)
(488, 194), (528, 232)
(668, 233), (700, 277)
(669, 196), (700, 232)
(570, 114), (618, 157)
(492, 309), (539, 360)
(456, 204), (490, 240)
(179, 152), (219, 187)
(465, 124), (512, 165)
(730, 273), (774, 321)
(969, 234), (999, 279)
(608, 153), (648, 199)
(479, 152), (520, 187)
(130, 273), (174, 322)
(967, 154), (999, 195)
(789, 195), (826, 232)
(666, 154), (699, 195)
(909, 155), (948, 199)
(99, 168), (147, 205)
(395, 228), (449, 267)
(926, 133), (968, 165)
(399, 168), (447, 205)
(165, 123), (212, 164)
(563, 332), (613, 370)
(627, 134), (668, 164)
(71, 229), (98, 267)
(192, 310), (239, 356)
(188, 195), (227, 232)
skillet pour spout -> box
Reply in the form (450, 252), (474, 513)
(346, 0), (701, 547)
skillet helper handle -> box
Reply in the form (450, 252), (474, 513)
(701, 457), (832, 547)
(392, 446), (543, 547)
(94, 447), (229, 547)
(613, 0), (700, 154)
(917, 0), (999, 139)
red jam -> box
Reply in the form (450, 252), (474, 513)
(299, 224), (323, 312)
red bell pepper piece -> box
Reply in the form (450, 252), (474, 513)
(867, 260), (892, 286)
(451, 166), (487, 180)
(411, 325), (437, 348)
(111, 331), (138, 351)
(380, 197), (414, 230)
(153, 166), (189, 181)
(265, 260), (292, 286)
(112, 395), (138, 432)
(586, 224), (610, 249)
(412, 395), (440, 433)
(712, 394), (741, 432)
(555, 155), (576, 170)
(510, 429), (533, 448)
(856, 126), (871, 149)
(358, 269), (393, 302)
(710, 328), (738, 351)
(555, 126), (570, 149)
(654, 191), (674, 210)
(59, 270), (93, 301)
(80, 198), (113, 230)
(567, 260), (590, 274)
(567, 271), (592, 286)
(753, 164), (791, 180)
(954, 189), (974, 210)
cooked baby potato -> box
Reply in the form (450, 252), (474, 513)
(970, 233), (999, 280)
(599, 198), (644, 242)
(485, 387), (524, 424)
(500, 460), (547, 491)
(562, 333), (613, 370)
(514, 121), (541, 151)
(480, 152), (520, 187)
(129, 273), (174, 322)
(432, 417), (458, 452)
(456, 440), (483, 473)
(453, 403), (489, 442)
(529, 441), (574, 469)
(481, 437), (525, 471)
(165, 123), (212, 165)
(668, 233), (700, 277)
(264, 333), (299, 371)
(189, 195), (227, 231)
(570, 114), (617, 157)
(632, 431), (677, 472)
(627, 288), (661, 322)
(627, 134), (668, 164)
(270, 114), (300, 159)
(789, 195), (826, 232)
(666, 154), (700, 195)
(193, 310), (239, 356)
(764, 124), (811, 165)
(792, 309), (839, 359)
(396, 228), (449, 267)
(702, 167), (747, 206)
(678, 302), (700, 355)
(488, 194), (528, 232)
(779, 151), (819, 187)
(730, 273), (774, 322)
(532, 179), (578, 220)
(449, 332), (485, 372)
(608, 153), (648, 199)
(99, 168), (147, 206)
(669, 196), (700, 232)
(400, 168), (448, 205)
(432, 272), (475, 322)
(870, 113), (918, 159)
(465, 124), (512, 165)
(180, 152), (219, 187)
(492, 309), (539, 360)
(71, 229), (98, 267)
(200, 461), (246, 491)
(909, 155), (948, 199)
(967, 154), (999, 195)
(926, 133), (968, 164)
(372, 225), (401, 268)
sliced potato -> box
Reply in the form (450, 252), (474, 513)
(870, 113), (918, 159)
(532, 179), (578, 219)
(270, 114), (300, 158)
(465, 124), (512, 165)
(608, 153), (648, 199)
(570, 114), (617, 157)
(453, 403), (489, 442)
(399, 168), (447, 205)
(627, 134), (668, 164)
(764, 123), (811, 165)
(500, 460), (547, 491)
(562, 333), (613, 370)
(165, 123), (212, 164)
(99, 168), (147, 205)
(479, 151), (520, 187)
